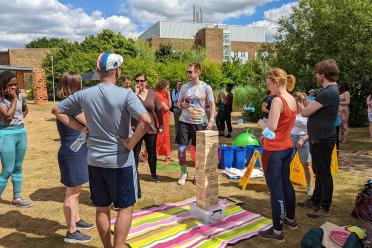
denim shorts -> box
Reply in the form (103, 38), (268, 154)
(368, 112), (372, 122)
(291, 134), (311, 164)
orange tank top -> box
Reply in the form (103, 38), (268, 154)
(263, 96), (296, 151)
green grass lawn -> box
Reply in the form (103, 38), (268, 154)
(0, 103), (370, 248)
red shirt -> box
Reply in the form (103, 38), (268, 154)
(263, 96), (296, 151)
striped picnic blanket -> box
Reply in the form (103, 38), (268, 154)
(111, 197), (272, 248)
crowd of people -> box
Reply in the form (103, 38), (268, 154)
(0, 53), (370, 247)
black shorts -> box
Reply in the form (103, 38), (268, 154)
(88, 165), (141, 209)
(176, 121), (206, 146)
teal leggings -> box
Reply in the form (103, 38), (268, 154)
(0, 127), (27, 198)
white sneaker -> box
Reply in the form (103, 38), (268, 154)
(177, 173), (188, 185)
(306, 187), (313, 196)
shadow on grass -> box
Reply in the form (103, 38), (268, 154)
(29, 186), (92, 206)
(0, 232), (92, 248)
(0, 210), (65, 236)
(138, 173), (178, 183)
(220, 179), (268, 193)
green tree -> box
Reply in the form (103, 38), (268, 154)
(155, 43), (173, 62)
(275, 0), (372, 126)
(25, 37), (69, 48)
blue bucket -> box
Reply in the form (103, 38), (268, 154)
(246, 145), (263, 168)
(232, 146), (247, 169)
(219, 146), (234, 169)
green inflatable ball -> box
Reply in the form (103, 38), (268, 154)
(232, 130), (259, 147)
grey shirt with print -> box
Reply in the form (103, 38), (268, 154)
(58, 83), (147, 169)
(0, 94), (26, 126)
(177, 81), (215, 125)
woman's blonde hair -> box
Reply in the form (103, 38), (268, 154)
(293, 92), (307, 103)
(57, 72), (82, 99)
(266, 68), (296, 92)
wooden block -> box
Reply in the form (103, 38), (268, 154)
(196, 179), (218, 190)
(195, 170), (218, 180)
(195, 146), (219, 157)
(197, 198), (219, 209)
(196, 188), (218, 198)
(196, 153), (218, 161)
(196, 159), (219, 170)
(196, 130), (219, 138)
(195, 167), (216, 174)
(196, 137), (219, 146)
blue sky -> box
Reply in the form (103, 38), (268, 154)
(224, 0), (296, 25)
(0, 0), (298, 49)
(59, 0), (296, 30)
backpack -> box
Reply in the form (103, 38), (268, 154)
(351, 180), (372, 224)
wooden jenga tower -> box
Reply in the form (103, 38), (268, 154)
(195, 130), (219, 210)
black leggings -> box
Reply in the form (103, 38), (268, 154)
(223, 109), (232, 133)
(216, 110), (225, 132)
(133, 133), (157, 176)
(310, 140), (335, 211)
(263, 148), (295, 231)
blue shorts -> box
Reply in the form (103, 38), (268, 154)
(88, 165), (141, 209)
(291, 134), (311, 164)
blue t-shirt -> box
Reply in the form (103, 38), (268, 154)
(57, 83), (147, 168)
(0, 94), (26, 126)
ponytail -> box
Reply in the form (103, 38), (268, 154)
(286, 75), (296, 92)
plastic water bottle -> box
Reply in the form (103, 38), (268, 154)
(70, 132), (86, 152)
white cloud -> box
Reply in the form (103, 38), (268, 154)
(126, 0), (274, 26)
(0, 0), (138, 49)
(0, 0), (298, 49)
(248, 2), (298, 42)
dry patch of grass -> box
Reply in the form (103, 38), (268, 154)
(0, 103), (370, 248)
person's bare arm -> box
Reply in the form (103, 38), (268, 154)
(160, 102), (169, 112)
(262, 102), (269, 113)
(266, 97), (283, 131)
(0, 89), (17, 121)
(301, 100), (323, 117)
(51, 106), (86, 132)
(340, 91), (350, 105)
(74, 112), (87, 126)
(207, 101), (216, 130)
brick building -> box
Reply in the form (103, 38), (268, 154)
(139, 21), (266, 63)
(0, 48), (51, 104)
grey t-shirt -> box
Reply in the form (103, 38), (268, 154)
(0, 94), (26, 126)
(307, 84), (340, 141)
(177, 81), (215, 125)
(58, 83), (147, 168)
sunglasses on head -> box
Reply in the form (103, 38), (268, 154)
(135, 79), (146, 83)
